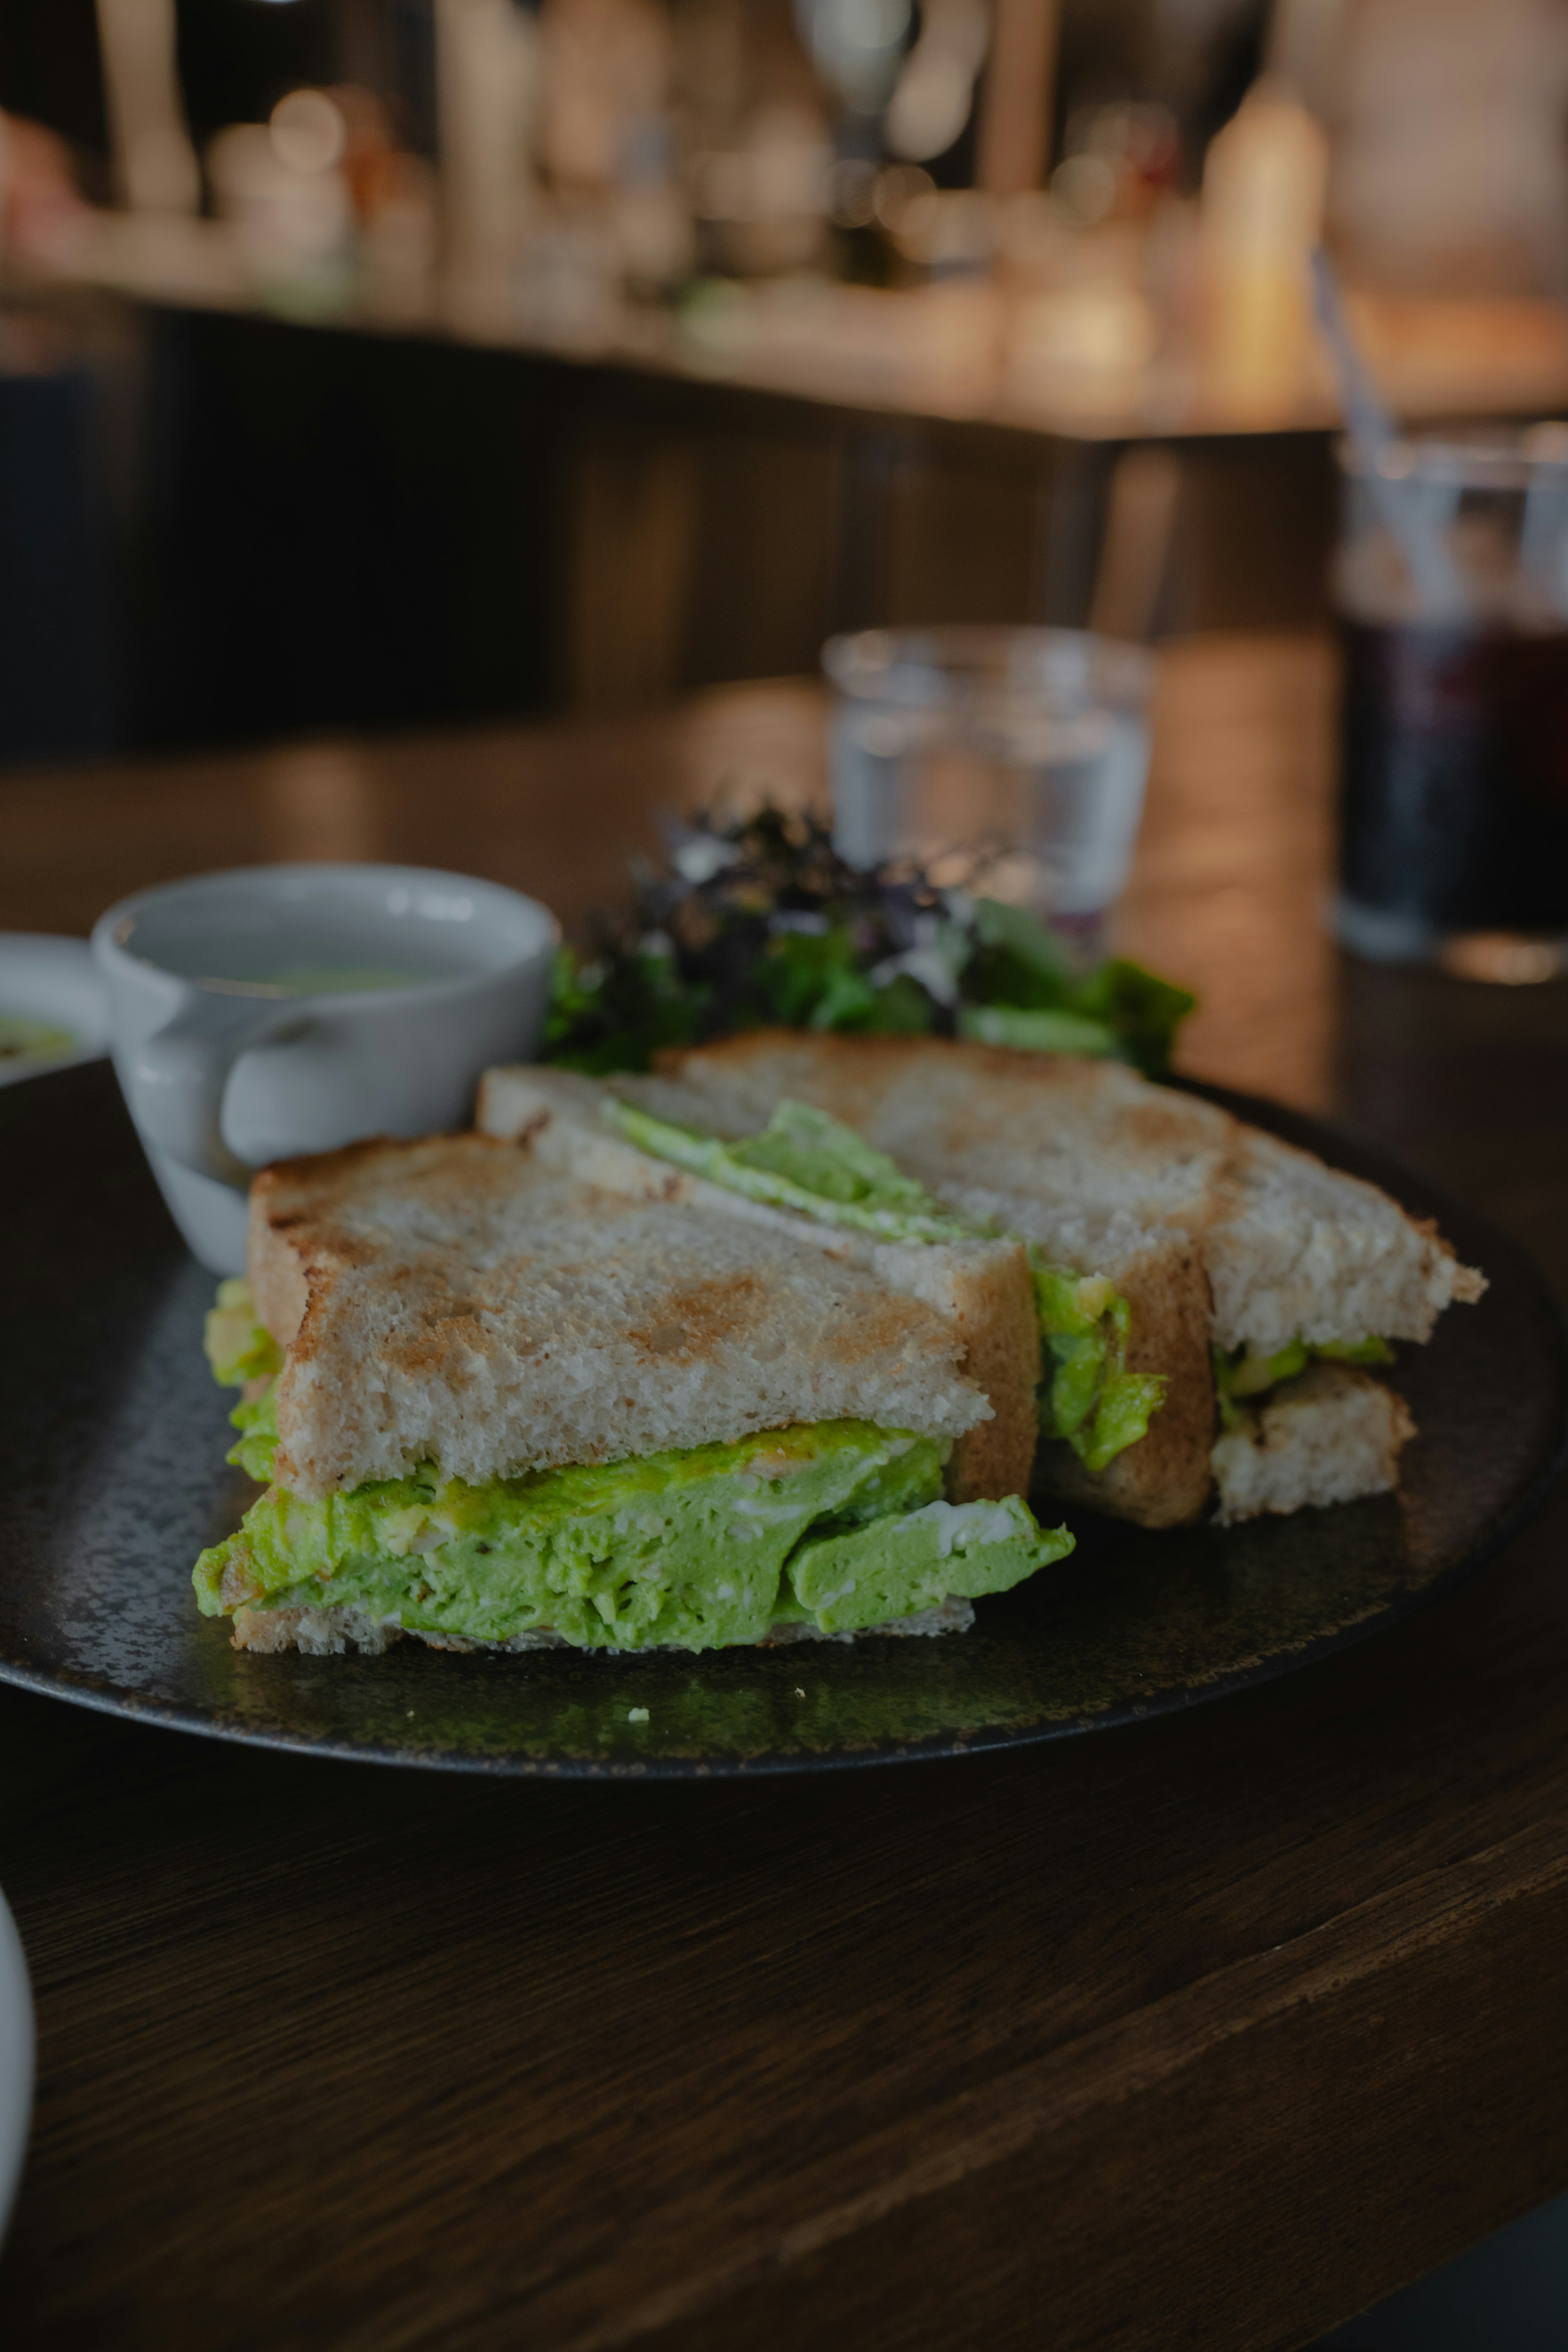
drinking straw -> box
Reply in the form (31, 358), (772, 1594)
(1309, 248), (1469, 618)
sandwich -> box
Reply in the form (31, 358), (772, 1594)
(193, 1132), (1073, 1655)
(480, 1036), (1485, 1529)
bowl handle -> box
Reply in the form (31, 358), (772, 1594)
(129, 996), (309, 1189)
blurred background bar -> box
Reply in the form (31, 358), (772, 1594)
(4, 0), (1568, 760)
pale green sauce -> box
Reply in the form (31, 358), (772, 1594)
(0, 1011), (78, 1065)
(200, 965), (441, 996)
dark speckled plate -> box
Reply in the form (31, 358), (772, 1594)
(1, 1062), (1564, 1778)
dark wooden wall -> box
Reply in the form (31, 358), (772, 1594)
(0, 291), (1339, 760)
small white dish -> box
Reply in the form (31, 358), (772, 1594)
(0, 1885), (33, 2245)
(0, 934), (111, 1089)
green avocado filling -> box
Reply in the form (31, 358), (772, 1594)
(197, 1294), (1074, 1650)
(1212, 1334), (1396, 1431)
(603, 1096), (1165, 1474)
(1028, 1255), (1169, 1475)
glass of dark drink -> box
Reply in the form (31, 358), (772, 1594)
(1334, 425), (1568, 980)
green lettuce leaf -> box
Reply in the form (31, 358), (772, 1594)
(1213, 1334), (1396, 1429)
(604, 1096), (976, 1244)
(959, 1005), (1120, 1057)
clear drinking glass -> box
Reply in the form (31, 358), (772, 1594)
(823, 625), (1155, 964)
(1335, 425), (1568, 979)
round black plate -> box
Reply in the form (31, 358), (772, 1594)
(1, 1062), (1564, 1777)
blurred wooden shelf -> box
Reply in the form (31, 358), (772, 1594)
(13, 214), (1568, 448)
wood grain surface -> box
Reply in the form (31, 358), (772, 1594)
(3, 634), (1568, 2351)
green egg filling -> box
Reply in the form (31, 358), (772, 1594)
(197, 1292), (1074, 1650)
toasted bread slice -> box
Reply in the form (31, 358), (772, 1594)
(248, 1133), (990, 1503)
(1206, 1127), (1486, 1354)
(477, 1065), (1040, 1502)
(1211, 1361), (1416, 1524)
(656, 1031), (1484, 1344)
(655, 1033), (1236, 1256)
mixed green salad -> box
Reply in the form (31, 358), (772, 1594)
(543, 805), (1194, 1080)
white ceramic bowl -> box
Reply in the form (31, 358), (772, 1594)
(91, 863), (559, 1272)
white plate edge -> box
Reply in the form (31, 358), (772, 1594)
(0, 1886), (34, 2245)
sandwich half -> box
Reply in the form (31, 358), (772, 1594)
(194, 1132), (1074, 1654)
(486, 1035), (1485, 1529)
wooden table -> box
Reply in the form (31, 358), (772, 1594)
(3, 633), (1568, 2351)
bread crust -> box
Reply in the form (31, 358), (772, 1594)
(228, 1596), (978, 1653)
(1035, 1234), (1216, 1530)
(873, 1239), (1041, 1502)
